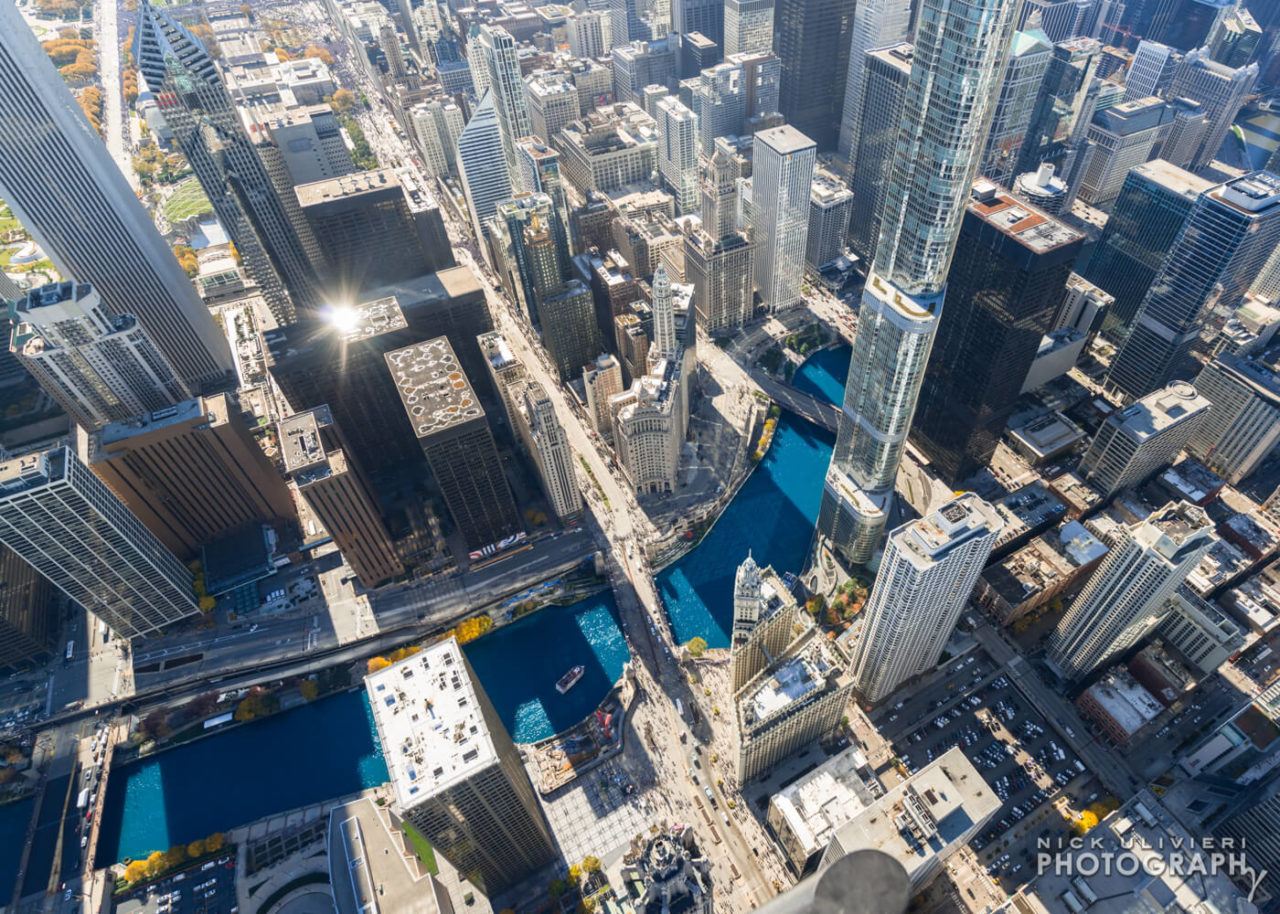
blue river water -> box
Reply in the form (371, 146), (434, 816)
(95, 592), (628, 866)
(91, 347), (852, 869)
(656, 346), (849, 648)
(0, 797), (34, 902)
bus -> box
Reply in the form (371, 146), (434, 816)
(64, 641), (74, 664)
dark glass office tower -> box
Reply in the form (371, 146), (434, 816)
(911, 183), (1085, 485)
(774, 0), (856, 150)
(1080, 159), (1210, 340)
(387, 338), (523, 551)
(1107, 172), (1280, 402)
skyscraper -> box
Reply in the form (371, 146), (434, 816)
(583, 352), (624, 442)
(475, 26), (535, 185)
(1072, 96), (1173, 209)
(137, 0), (321, 323)
(849, 495), (1002, 703)
(0, 0), (231, 390)
(655, 97), (700, 215)
(387, 338), (522, 551)
(87, 394), (296, 559)
(911, 183), (1085, 485)
(807, 167), (855, 270)
(11, 281), (191, 430)
(723, 0), (773, 55)
(0, 546), (57, 673)
(752, 125), (816, 312)
(775, 0), (855, 149)
(835, 0), (912, 161)
(515, 381), (584, 521)
(365, 639), (556, 895)
(1124, 39), (1179, 100)
(458, 92), (515, 250)
(1167, 48), (1258, 172)
(672, 0), (724, 50)
(1080, 160), (1210, 339)
(279, 406), (404, 588)
(540, 281), (600, 381)
(1048, 501), (1214, 680)
(1187, 354), (1280, 485)
(0, 447), (199, 639)
(847, 43), (912, 265)
(978, 29), (1054, 188)
(730, 556), (800, 692)
(1017, 37), (1102, 176)
(1107, 172), (1280, 401)
(1077, 382), (1211, 498)
(819, 0), (1019, 564)
(296, 169), (452, 295)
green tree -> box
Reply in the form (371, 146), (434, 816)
(686, 636), (708, 658)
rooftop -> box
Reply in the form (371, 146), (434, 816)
(96, 397), (215, 448)
(385, 337), (485, 438)
(1107, 382), (1211, 442)
(756, 124), (816, 156)
(1132, 158), (1213, 199)
(741, 639), (841, 729)
(769, 747), (875, 858)
(1081, 671), (1163, 737)
(365, 639), (499, 812)
(320, 296), (408, 344)
(968, 181), (1084, 253)
(296, 169), (404, 207)
(278, 406), (336, 476)
(1213, 170), (1280, 215)
(0, 448), (62, 494)
(895, 494), (1003, 567)
(827, 748), (999, 883)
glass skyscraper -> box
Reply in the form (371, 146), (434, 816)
(819, 0), (1021, 564)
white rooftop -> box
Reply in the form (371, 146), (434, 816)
(365, 638), (498, 811)
(770, 747), (873, 858)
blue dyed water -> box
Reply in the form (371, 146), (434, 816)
(94, 348), (852, 866)
(97, 592), (630, 865)
(465, 591), (630, 744)
(656, 347), (848, 649)
(96, 688), (388, 866)
(0, 797), (33, 901)
(791, 345), (852, 407)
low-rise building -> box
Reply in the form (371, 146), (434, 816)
(1008, 411), (1087, 465)
(820, 747), (999, 890)
(767, 746), (877, 874)
(1076, 669), (1165, 746)
(556, 102), (658, 195)
(1158, 588), (1244, 676)
(977, 521), (1109, 625)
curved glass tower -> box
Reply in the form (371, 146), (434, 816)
(818, 0), (1020, 564)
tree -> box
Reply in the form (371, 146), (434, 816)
(304, 43), (334, 65)
(582, 855), (601, 873)
(568, 863), (582, 885)
(205, 832), (225, 851)
(685, 636), (707, 658)
(1073, 810), (1099, 835)
(144, 850), (166, 877)
(299, 678), (319, 701)
(187, 839), (205, 858)
(366, 656), (392, 673)
(172, 244), (198, 277)
(123, 860), (148, 884)
(804, 595), (825, 617)
(330, 88), (357, 114)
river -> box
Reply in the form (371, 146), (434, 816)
(92, 347), (852, 866)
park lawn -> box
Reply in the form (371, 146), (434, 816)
(163, 178), (215, 223)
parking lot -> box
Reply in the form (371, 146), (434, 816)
(115, 855), (237, 914)
(872, 650), (1096, 890)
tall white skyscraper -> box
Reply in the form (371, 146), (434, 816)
(11, 281), (190, 430)
(723, 0), (774, 55)
(476, 25), (535, 186)
(752, 125), (816, 312)
(1124, 39), (1179, 101)
(655, 97), (700, 215)
(0, 447), (199, 639)
(835, 0), (912, 161)
(458, 92), (515, 251)
(850, 495), (1002, 703)
(0, 0), (231, 391)
(1048, 502), (1215, 680)
(819, 0), (1020, 564)
(569, 11), (613, 59)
